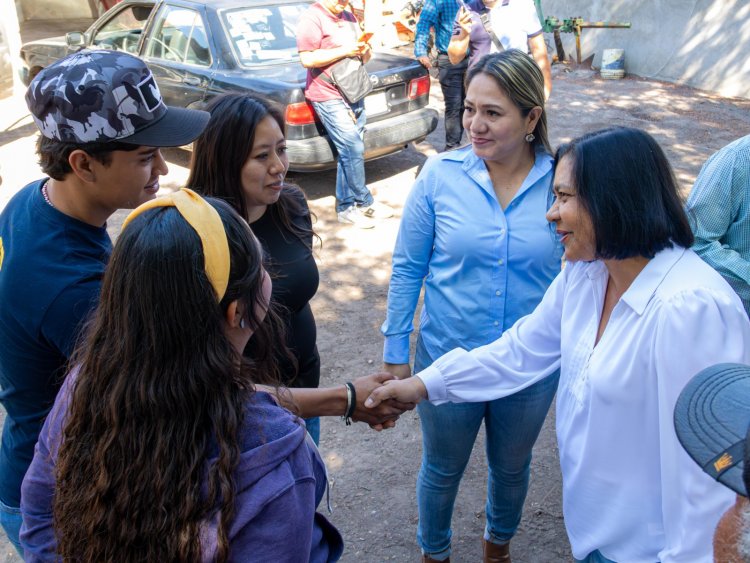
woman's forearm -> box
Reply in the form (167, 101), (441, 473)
(288, 386), (347, 417)
(258, 385), (346, 417)
(258, 374), (416, 425)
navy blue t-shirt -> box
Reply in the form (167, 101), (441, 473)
(0, 180), (110, 506)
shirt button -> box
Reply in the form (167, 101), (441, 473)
(495, 290), (501, 296)
(494, 321), (499, 326)
(499, 229), (505, 236)
(498, 259), (504, 265)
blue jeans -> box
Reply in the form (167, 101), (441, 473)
(414, 336), (559, 558)
(575, 549), (617, 563)
(0, 497), (23, 556)
(305, 416), (320, 445)
(311, 98), (374, 213)
(436, 54), (467, 150)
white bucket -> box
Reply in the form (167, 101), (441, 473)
(601, 48), (625, 80)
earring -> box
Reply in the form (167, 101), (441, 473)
(240, 318), (246, 329)
(525, 133), (535, 143)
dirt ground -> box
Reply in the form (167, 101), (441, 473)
(1, 60), (750, 563)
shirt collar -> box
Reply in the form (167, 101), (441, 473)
(450, 147), (553, 202)
(618, 245), (686, 315)
(314, 1), (344, 21)
(467, 0), (488, 12)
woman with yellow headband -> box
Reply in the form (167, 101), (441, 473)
(19, 191), (344, 562)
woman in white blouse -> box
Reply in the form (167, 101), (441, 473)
(366, 127), (750, 562)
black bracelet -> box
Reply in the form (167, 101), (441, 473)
(342, 382), (356, 425)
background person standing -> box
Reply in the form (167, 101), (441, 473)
(297, 0), (394, 229)
(686, 134), (750, 317)
(414, 0), (468, 151)
(448, 0), (552, 99)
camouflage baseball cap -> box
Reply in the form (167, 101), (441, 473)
(26, 49), (208, 146)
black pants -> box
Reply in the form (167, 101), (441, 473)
(436, 53), (468, 150)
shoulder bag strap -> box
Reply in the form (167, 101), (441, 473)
(479, 11), (504, 52)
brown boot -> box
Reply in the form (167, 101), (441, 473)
(421, 555), (450, 563)
(482, 539), (511, 563)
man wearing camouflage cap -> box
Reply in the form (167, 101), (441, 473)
(0, 49), (208, 553)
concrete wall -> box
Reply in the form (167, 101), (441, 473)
(17, 0), (95, 21)
(540, 0), (750, 99)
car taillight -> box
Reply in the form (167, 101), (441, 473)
(285, 102), (316, 125)
(408, 75), (430, 99)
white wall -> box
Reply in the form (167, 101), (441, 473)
(18, 0), (95, 20)
(540, 0), (750, 99)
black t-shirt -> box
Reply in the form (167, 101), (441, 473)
(248, 189), (320, 388)
(0, 180), (110, 506)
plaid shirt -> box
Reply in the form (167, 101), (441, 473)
(414, 0), (461, 57)
(687, 134), (750, 316)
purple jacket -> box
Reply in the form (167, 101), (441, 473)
(20, 375), (343, 562)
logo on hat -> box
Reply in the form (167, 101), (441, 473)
(137, 74), (163, 113)
(714, 452), (734, 473)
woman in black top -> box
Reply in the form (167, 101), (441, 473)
(187, 93), (324, 442)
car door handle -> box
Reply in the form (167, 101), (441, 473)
(182, 76), (201, 86)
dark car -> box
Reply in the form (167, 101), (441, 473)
(20, 0), (438, 171)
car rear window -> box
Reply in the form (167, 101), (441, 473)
(222, 3), (309, 65)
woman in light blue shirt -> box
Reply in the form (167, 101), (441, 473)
(381, 50), (562, 562)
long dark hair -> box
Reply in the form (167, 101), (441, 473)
(555, 127), (694, 259)
(53, 198), (280, 562)
(187, 93), (319, 248)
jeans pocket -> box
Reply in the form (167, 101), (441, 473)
(0, 498), (21, 515)
(0, 497), (23, 555)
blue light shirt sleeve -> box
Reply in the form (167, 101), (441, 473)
(381, 155), (439, 364)
(686, 134), (750, 316)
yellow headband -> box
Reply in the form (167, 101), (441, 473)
(121, 188), (230, 301)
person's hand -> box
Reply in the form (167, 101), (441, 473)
(383, 362), (411, 380)
(417, 55), (432, 69)
(359, 42), (372, 63)
(350, 372), (416, 430)
(456, 7), (472, 37)
(341, 42), (366, 59)
(365, 376), (427, 408)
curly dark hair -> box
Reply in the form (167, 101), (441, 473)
(52, 198), (284, 562)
